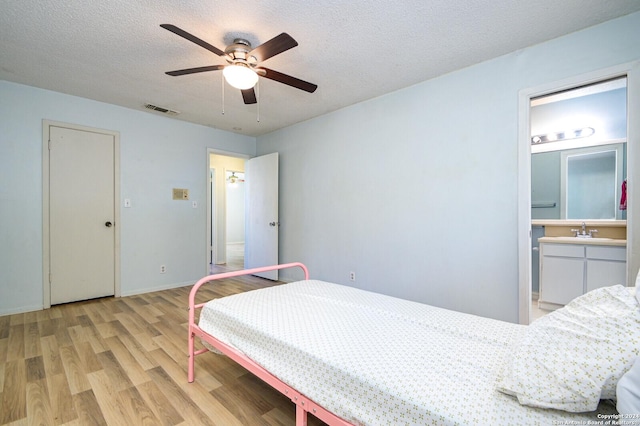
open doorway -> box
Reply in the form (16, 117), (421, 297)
(208, 152), (247, 273)
(518, 62), (639, 325)
(530, 77), (628, 322)
(225, 170), (245, 269)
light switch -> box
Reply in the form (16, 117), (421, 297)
(124, 198), (131, 208)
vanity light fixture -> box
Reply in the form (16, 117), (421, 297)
(531, 127), (595, 145)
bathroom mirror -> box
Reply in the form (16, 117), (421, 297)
(531, 78), (627, 220)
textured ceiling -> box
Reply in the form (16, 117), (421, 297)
(2, 1), (640, 137)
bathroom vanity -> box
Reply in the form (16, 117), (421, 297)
(537, 236), (627, 310)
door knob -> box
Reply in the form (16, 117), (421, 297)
(105, 221), (113, 227)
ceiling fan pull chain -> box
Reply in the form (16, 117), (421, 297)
(221, 73), (225, 115)
(256, 78), (260, 123)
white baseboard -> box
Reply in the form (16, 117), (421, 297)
(120, 280), (195, 297)
(0, 303), (45, 317)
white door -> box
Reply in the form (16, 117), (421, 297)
(49, 125), (116, 304)
(245, 152), (279, 279)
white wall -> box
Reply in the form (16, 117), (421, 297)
(257, 12), (640, 323)
(0, 81), (255, 315)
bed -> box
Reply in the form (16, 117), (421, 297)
(188, 263), (640, 426)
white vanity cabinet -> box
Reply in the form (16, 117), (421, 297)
(585, 246), (627, 292)
(538, 241), (626, 310)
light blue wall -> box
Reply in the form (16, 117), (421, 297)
(0, 81), (255, 315)
(257, 12), (640, 322)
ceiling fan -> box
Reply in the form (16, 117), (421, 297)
(161, 24), (317, 104)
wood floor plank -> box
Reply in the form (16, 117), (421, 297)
(59, 345), (91, 395)
(262, 407), (296, 426)
(0, 359), (26, 424)
(150, 349), (245, 426)
(23, 322), (41, 359)
(209, 380), (270, 425)
(127, 328), (159, 353)
(95, 350), (133, 392)
(25, 379), (53, 425)
(112, 313), (145, 336)
(80, 324), (108, 354)
(137, 380), (185, 426)
(51, 319), (73, 349)
(126, 301), (165, 323)
(86, 369), (131, 426)
(46, 373), (76, 424)
(72, 389), (107, 426)
(6, 325), (24, 362)
(81, 303), (108, 326)
(151, 334), (187, 368)
(94, 319), (128, 340)
(0, 316), (10, 339)
(116, 386), (162, 426)
(146, 366), (218, 426)
(9, 314), (24, 327)
(104, 336), (148, 386)
(0, 337), (8, 365)
(116, 332), (159, 371)
(25, 357), (45, 383)
(39, 336), (63, 377)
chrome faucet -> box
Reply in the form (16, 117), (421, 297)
(570, 222), (597, 238)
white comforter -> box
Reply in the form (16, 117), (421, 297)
(198, 280), (615, 425)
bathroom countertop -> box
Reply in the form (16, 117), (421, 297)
(538, 236), (627, 247)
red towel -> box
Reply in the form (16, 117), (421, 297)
(620, 179), (627, 211)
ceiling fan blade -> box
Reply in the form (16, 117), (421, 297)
(161, 24), (225, 57)
(241, 88), (257, 104)
(166, 65), (225, 76)
(259, 67), (317, 93)
(250, 33), (298, 62)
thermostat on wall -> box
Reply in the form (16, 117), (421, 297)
(172, 188), (189, 200)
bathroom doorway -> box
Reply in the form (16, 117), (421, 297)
(529, 77), (628, 322)
(518, 62), (640, 325)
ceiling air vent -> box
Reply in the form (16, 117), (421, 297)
(143, 103), (180, 116)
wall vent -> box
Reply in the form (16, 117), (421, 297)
(143, 103), (180, 116)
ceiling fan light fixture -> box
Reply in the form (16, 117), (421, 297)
(223, 65), (259, 90)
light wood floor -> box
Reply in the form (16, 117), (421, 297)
(0, 270), (325, 425)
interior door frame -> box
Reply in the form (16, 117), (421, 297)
(518, 61), (640, 324)
(206, 148), (249, 274)
(42, 120), (121, 308)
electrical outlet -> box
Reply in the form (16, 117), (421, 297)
(160, 265), (166, 274)
(349, 271), (356, 281)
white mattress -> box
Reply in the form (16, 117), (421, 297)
(198, 280), (615, 425)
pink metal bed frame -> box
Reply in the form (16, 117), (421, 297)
(188, 262), (354, 426)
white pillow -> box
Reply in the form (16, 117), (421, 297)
(617, 356), (640, 416)
(497, 285), (640, 412)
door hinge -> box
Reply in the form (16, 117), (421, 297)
(48, 139), (51, 150)
(48, 272), (52, 283)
